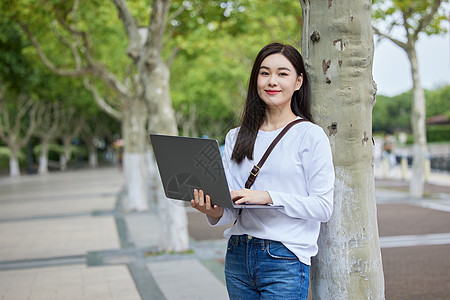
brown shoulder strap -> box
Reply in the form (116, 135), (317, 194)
(244, 118), (308, 189)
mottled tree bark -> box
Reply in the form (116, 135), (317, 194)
(299, 0), (385, 298)
(120, 100), (149, 211)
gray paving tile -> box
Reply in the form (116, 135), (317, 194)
(0, 264), (140, 300)
(147, 259), (228, 300)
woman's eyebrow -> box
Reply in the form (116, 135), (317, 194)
(260, 66), (292, 72)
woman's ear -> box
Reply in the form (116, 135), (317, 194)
(295, 73), (303, 91)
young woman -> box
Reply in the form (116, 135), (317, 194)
(191, 42), (335, 300)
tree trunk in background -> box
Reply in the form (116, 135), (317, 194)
(38, 141), (50, 175)
(59, 140), (72, 171)
(407, 43), (427, 198)
(299, 0), (385, 298)
(59, 154), (68, 171)
(146, 59), (189, 252)
(88, 146), (98, 167)
(85, 138), (99, 168)
(34, 102), (61, 175)
(9, 148), (20, 177)
(122, 100), (149, 211)
(58, 111), (84, 172)
(129, 0), (189, 252)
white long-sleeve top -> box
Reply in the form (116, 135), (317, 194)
(207, 119), (335, 265)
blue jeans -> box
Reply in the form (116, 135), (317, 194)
(225, 235), (310, 300)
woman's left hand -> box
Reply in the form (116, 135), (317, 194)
(231, 189), (273, 205)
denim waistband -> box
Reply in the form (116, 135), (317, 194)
(230, 234), (278, 244)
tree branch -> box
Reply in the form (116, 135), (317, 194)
(372, 25), (408, 51)
(19, 0), (129, 99)
(413, 0), (443, 40)
(13, 95), (31, 137)
(20, 98), (38, 148)
(111, 0), (141, 60)
(50, 1), (85, 36)
(18, 22), (91, 76)
(20, 17), (130, 100)
(83, 78), (122, 121)
(168, 3), (186, 21)
(34, 102), (63, 140)
(401, 9), (415, 42)
(145, 0), (171, 51)
(71, 0), (80, 21)
(167, 45), (180, 68)
(88, 63), (131, 99)
(0, 96), (38, 149)
(163, 4), (187, 50)
(50, 20), (84, 68)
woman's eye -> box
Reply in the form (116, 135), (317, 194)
(279, 72), (288, 76)
(260, 71), (269, 76)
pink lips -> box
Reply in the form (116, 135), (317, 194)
(265, 90), (281, 95)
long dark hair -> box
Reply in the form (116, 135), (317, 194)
(231, 42), (312, 164)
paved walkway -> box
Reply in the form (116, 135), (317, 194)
(0, 166), (449, 299)
(0, 168), (228, 300)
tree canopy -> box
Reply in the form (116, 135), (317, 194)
(372, 0), (448, 40)
(2, 0), (447, 172)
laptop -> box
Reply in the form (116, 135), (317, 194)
(149, 134), (283, 209)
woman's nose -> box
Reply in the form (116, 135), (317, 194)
(268, 75), (278, 86)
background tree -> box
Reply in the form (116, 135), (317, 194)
(0, 96), (38, 177)
(14, 0), (149, 210)
(372, 0), (448, 197)
(80, 111), (121, 168)
(30, 67), (92, 174)
(57, 107), (85, 171)
(0, 20), (38, 177)
(299, 0), (385, 298)
(33, 102), (63, 175)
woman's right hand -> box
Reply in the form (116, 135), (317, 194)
(191, 189), (224, 219)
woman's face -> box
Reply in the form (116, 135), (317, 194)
(257, 53), (303, 112)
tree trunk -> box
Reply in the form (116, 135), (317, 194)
(9, 148), (20, 177)
(407, 43), (427, 198)
(38, 141), (50, 175)
(88, 145), (98, 168)
(122, 100), (149, 211)
(80, 126), (101, 168)
(59, 153), (68, 171)
(60, 139), (72, 171)
(147, 60), (190, 252)
(131, 0), (190, 252)
(299, 1), (385, 298)
(34, 103), (60, 175)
